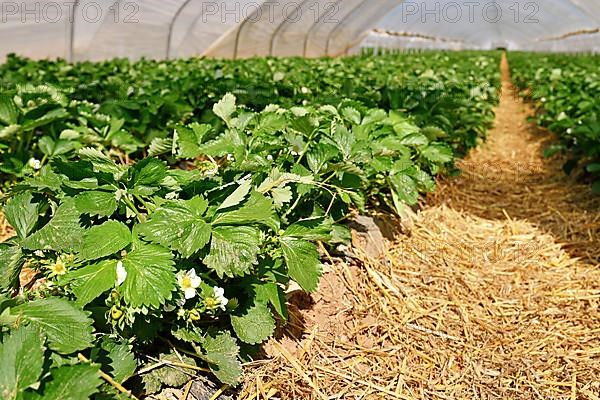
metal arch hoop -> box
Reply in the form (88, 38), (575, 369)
(234, 1), (278, 59)
(325, 0), (369, 57)
(167, 0), (194, 60)
(68, 0), (80, 62)
(269, 0), (313, 56)
(338, 0), (403, 56)
(303, 0), (344, 57)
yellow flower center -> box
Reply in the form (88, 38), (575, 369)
(181, 276), (193, 289)
(51, 262), (67, 275)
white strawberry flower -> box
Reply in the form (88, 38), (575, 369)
(213, 286), (228, 311)
(28, 158), (41, 170)
(266, 154), (274, 161)
(177, 269), (202, 299)
(226, 154), (235, 162)
(566, 128), (573, 134)
(116, 261), (127, 286)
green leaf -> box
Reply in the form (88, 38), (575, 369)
(280, 238), (322, 293)
(121, 244), (175, 309)
(74, 191), (117, 217)
(254, 282), (287, 320)
(10, 298), (94, 354)
(3, 191), (38, 239)
(98, 338), (137, 384)
(421, 143), (453, 164)
(283, 217), (332, 242)
(400, 133), (429, 146)
(0, 94), (19, 125)
(147, 137), (173, 157)
(342, 106), (361, 125)
(213, 93), (236, 126)
(139, 196), (210, 258)
(586, 163), (600, 173)
(389, 173), (419, 205)
(78, 221), (131, 262)
(230, 302), (275, 345)
(203, 226), (260, 278)
(0, 244), (24, 292)
(34, 364), (102, 400)
(176, 123), (212, 159)
(141, 352), (196, 395)
(78, 147), (123, 176)
(21, 199), (85, 252)
(202, 330), (242, 385)
(130, 158), (167, 189)
(66, 260), (118, 306)
(0, 326), (45, 400)
(0, 124), (21, 139)
(212, 191), (277, 230)
(217, 178), (252, 211)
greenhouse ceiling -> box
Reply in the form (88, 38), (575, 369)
(0, 0), (598, 61)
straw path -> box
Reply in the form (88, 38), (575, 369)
(240, 55), (600, 399)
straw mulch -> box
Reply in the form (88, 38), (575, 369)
(240, 206), (600, 399)
(239, 55), (600, 399)
(429, 55), (600, 265)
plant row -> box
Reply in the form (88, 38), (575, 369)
(509, 52), (600, 192)
(0, 52), (500, 399)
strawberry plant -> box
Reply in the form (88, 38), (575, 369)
(0, 146), (335, 396)
(509, 52), (600, 192)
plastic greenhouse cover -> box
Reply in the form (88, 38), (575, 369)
(373, 0), (600, 50)
(0, 0), (598, 61)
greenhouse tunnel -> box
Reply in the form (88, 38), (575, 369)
(0, 0), (598, 61)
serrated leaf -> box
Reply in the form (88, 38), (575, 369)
(217, 179), (251, 211)
(172, 327), (204, 344)
(342, 107), (361, 124)
(66, 260), (118, 306)
(10, 298), (94, 354)
(99, 337), (137, 384)
(212, 191), (277, 230)
(142, 352), (196, 395)
(421, 143), (453, 164)
(280, 238), (322, 293)
(271, 186), (292, 208)
(139, 196), (210, 258)
(147, 137), (173, 157)
(35, 364), (102, 400)
(400, 132), (429, 146)
(176, 123), (211, 159)
(3, 191), (38, 239)
(78, 147), (123, 176)
(130, 158), (167, 189)
(121, 244), (175, 309)
(0, 244), (24, 292)
(254, 282), (287, 320)
(213, 93), (236, 126)
(78, 221), (131, 262)
(283, 217), (332, 242)
(389, 173), (419, 205)
(21, 199), (84, 252)
(0, 94), (19, 125)
(230, 302), (275, 345)
(202, 330), (242, 385)
(0, 326), (45, 400)
(74, 191), (117, 217)
(203, 226), (260, 278)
